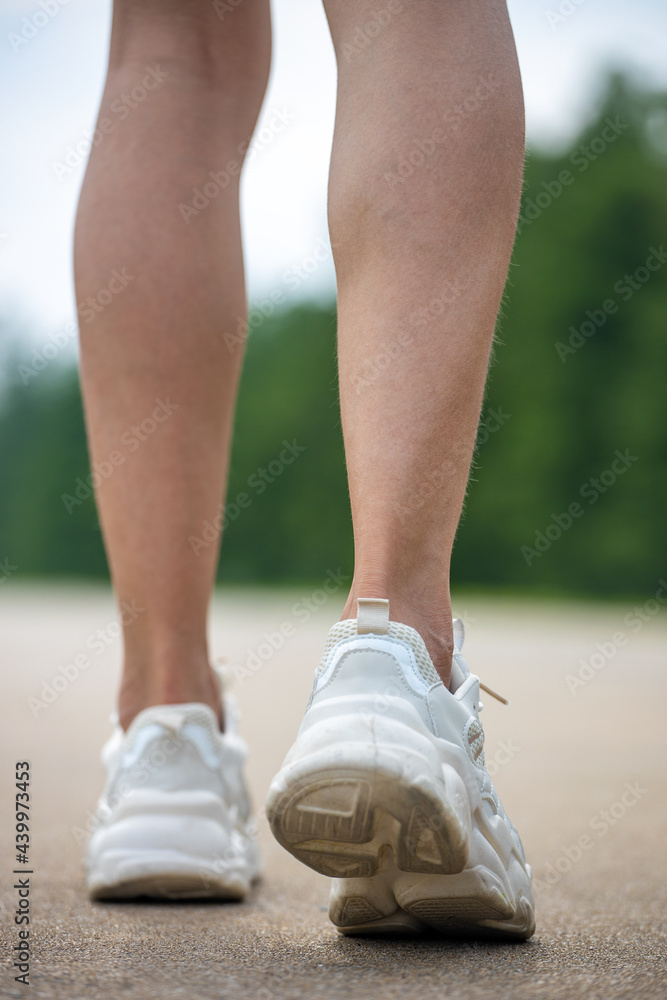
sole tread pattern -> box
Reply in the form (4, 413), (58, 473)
(267, 752), (535, 940)
(269, 767), (468, 879)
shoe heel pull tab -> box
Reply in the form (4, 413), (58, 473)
(148, 709), (187, 736)
(357, 597), (390, 634)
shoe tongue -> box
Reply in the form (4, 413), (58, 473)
(448, 657), (469, 694)
(453, 618), (465, 652)
(449, 620), (470, 694)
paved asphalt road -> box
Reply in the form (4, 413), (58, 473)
(1, 585), (665, 999)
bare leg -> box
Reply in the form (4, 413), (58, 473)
(323, 0), (525, 683)
(74, 0), (271, 730)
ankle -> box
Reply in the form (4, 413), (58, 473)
(341, 581), (454, 686)
(118, 655), (222, 732)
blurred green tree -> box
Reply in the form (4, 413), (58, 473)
(452, 74), (667, 595)
(0, 75), (664, 597)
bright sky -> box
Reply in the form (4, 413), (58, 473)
(1, 0), (665, 353)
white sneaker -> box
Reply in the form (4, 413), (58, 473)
(265, 598), (535, 938)
(87, 675), (260, 900)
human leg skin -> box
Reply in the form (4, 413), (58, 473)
(323, 0), (525, 684)
(266, 8), (533, 929)
(74, 0), (271, 730)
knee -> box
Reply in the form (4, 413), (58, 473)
(106, 0), (271, 102)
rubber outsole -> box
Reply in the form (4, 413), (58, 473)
(266, 746), (471, 880)
(88, 848), (256, 901)
(329, 862), (535, 939)
(266, 736), (535, 940)
(87, 796), (260, 901)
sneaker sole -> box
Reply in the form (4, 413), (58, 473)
(329, 858), (535, 939)
(89, 853), (252, 901)
(87, 791), (260, 901)
(266, 743), (471, 879)
(266, 716), (535, 939)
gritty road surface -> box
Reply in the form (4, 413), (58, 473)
(1, 585), (666, 1000)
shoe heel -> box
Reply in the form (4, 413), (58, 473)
(266, 720), (471, 879)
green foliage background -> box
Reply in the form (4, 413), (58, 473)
(1, 77), (665, 597)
